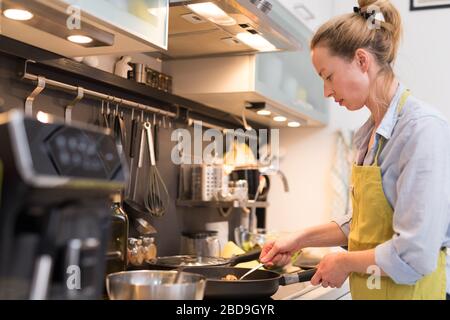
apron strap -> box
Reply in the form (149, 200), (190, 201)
(373, 90), (411, 167)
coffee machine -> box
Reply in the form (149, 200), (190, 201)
(0, 110), (126, 299)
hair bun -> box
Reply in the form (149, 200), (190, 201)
(358, 0), (402, 63)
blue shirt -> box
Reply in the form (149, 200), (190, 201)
(333, 83), (450, 294)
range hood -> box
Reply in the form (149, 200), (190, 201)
(158, 0), (305, 59)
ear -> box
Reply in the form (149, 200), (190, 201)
(354, 49), (370, 73)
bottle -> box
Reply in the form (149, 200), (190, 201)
(114, 56), (133, 78)
(106, 194), (129, 274)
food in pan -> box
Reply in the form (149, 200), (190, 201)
(221, 274), (238, 281)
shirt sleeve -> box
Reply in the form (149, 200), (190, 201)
(331, 214), (352, 238)
(375, 116), (450, 285)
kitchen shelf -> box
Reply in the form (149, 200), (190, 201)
(0, 36), (266, 131)
(176, 199), (269, 209)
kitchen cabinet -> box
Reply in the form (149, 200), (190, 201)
(163, 0), (329, 127)
(1, 0), (169, 57)
(164, 50), (329, 127)
(255, 49), (329, 125)
(279, 0), (334, 32)
(60, 0), (169, 50)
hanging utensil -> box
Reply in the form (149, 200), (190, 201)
(143, 121), (169, 217)
(103, 99), (111, 129)
(123, 115), (157, 232)
(153, 112), (159, 162)
(94, 100), (104, 127)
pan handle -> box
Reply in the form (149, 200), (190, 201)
(229, 249), (261, 266)
(279, 268), (317, 286)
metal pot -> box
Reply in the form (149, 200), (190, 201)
(106, 270), (206, 300)
(180, 230), (221, 257)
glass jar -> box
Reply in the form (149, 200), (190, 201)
(128, 237), (157, 266)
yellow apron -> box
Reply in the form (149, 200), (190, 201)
(348, 90), (447, 300)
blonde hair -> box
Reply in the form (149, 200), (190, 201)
(311, 0), (402, 112)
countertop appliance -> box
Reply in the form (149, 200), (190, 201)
(0, 110), (126, 299)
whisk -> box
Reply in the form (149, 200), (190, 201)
(143, 121), (169, 217)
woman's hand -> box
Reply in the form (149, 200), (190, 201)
(259, 232), (302, 267)
(311, 252), (350, 288)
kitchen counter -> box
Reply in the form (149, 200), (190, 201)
(271, 282), (314, 300)
(271, 280), (351, 300)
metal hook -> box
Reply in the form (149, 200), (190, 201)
(25, 76), (46, 116)
(163, 114), (167, 129)
(131, 108), (135, 121)
(65, 86), (84, 123)
(119, 99), (124, 118)
(106, 97), (111, 115)
(141, 109), (144, 123)
(103, 96), (112, 129)
(153, 112), (156, 126)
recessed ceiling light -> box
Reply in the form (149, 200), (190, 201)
(257, 110), (271, 116)
(67, 35), (93, 44)
(3, 8), (34, 21)
(273, 116), (287, 122)
(288, 121), (301, 128)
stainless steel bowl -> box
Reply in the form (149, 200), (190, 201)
(106, 270), (206, 300)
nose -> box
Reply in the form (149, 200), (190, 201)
(324, 82), (334, 98)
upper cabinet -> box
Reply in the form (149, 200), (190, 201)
(255, 50), (328, 126)
(278, 0), (334, 32)
(164, 50), (329, 128)
(0, 0), (169, 57)
(60, 0), (169, 50)
(163, 0), (330, 127)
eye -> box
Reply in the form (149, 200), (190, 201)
(326, 74), (333, 81)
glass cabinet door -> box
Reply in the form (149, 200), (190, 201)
(255, 50), (329, 125)
(61, 0), (169, 50)
(252, 0), (329, 125)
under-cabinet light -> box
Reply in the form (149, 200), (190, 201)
(3, 8), (33, 21)
(187, 2), (236, 26)
(67, 35), (94, 44)
(257, 110), (272, 116)
(236, 32), (276, 52)
(273, 116), (287, 122)
(288, 121), (301, 128)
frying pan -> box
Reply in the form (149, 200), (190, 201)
(145, 249), (262, 269)
(182, 266), (317, 299)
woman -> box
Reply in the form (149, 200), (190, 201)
(260, 0), (450, 300)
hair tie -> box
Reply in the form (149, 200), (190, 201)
(353, 6), (376, 20)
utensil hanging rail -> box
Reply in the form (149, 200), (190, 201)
(20, 60), (250, 133)
(21, 65), (177, 119)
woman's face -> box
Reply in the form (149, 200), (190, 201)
(311, 46), (370, 111)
